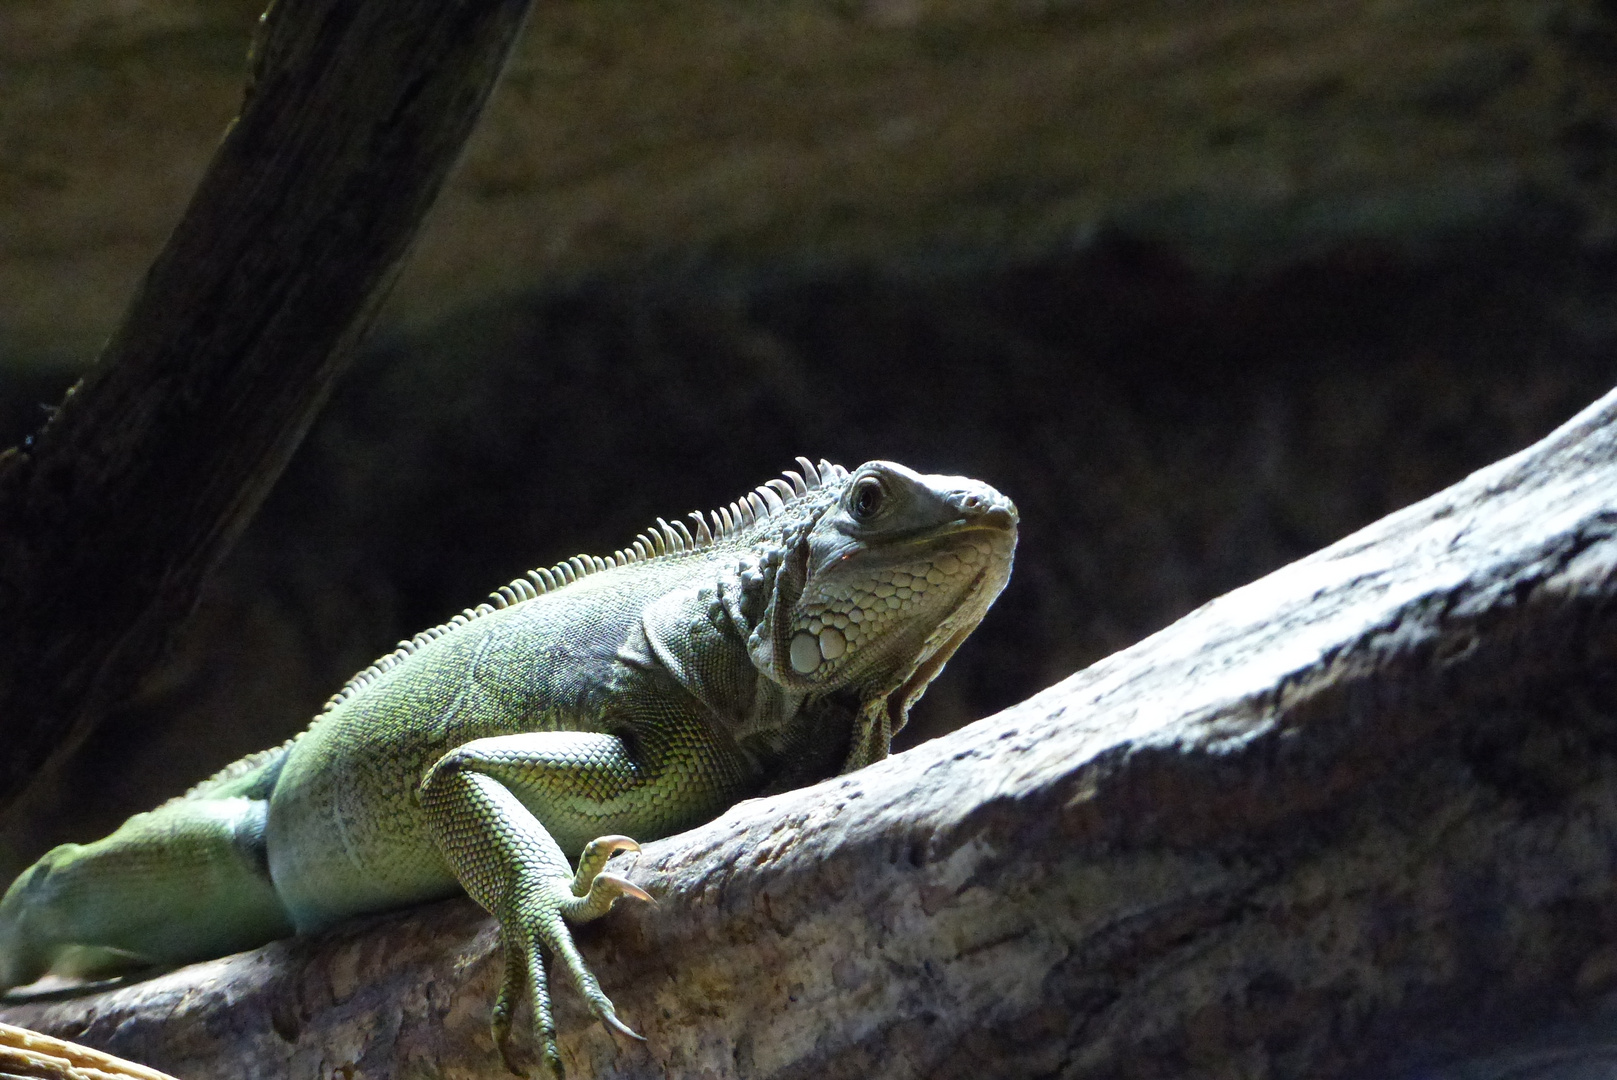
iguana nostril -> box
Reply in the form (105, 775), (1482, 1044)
(980, 505), (1016, 529)
(949, 489), (1017, 527)
(981, 492), (1020, 524)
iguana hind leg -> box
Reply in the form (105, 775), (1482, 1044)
(0, 795), (293, 992)
(418, 729), (739, 1078)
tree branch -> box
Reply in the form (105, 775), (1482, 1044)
(0, 0), (535, 814)
(8, 386), (1617, 1077)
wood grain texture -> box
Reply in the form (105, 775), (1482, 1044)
(0, 0), (536, 813)
(0, 1020), (182, 1080)
(9, 386), (1617, 1077)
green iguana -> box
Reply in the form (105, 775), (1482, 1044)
(0, 457), (1017, 1076)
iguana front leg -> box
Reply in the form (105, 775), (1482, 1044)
(418, 730), (744, 1077)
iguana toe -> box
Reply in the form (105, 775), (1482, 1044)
(570, 835), (639, 896)
(534, 1043), (564, 1080)
(489, 912), (573, 1079)
(561, 838), (656, 919)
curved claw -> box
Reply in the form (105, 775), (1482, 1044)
(597, 1006), (646, 1043)
(595, 873), (655, 905)
(591, 835), (640, 856)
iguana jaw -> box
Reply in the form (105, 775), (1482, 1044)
(842, 526), (1017, 770)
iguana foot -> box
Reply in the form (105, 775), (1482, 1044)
(419, 740), (665, 1077)
(489, 835), (653, 1078)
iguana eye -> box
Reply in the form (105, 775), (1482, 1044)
(850, 477), (885, 521)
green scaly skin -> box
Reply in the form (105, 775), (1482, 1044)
(0, 457), (1017, 1076)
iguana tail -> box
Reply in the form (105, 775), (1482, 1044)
(0, 747), (296, 993)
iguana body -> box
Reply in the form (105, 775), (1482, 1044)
(0, 458), (1017, 1076)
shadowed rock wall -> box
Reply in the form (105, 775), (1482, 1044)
(4, 0), (1617, 357)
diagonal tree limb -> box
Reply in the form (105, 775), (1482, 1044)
(0, 0), (537, 815)
(7, 388), (1617, 1077)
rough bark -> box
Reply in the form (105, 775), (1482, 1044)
(0, 0), (537, 813)
(8, 388), (1617, 1076)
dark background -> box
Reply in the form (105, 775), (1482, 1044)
(2, 0), (1616, 876)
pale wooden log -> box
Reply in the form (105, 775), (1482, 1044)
(0, 1020), (181, 1080)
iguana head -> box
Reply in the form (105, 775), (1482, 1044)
(467, 455), (1015, 777)
(735, 459), (1018, 770)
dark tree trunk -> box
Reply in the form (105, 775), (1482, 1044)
(0, 0), (537, 814)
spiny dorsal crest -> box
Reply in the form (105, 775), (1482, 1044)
(167, 738), (298, 805)
(319, 457), (848, 714)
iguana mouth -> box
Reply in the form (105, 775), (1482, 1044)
(905, 518), (1016, 543)
(814, 519), (1014, 574)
